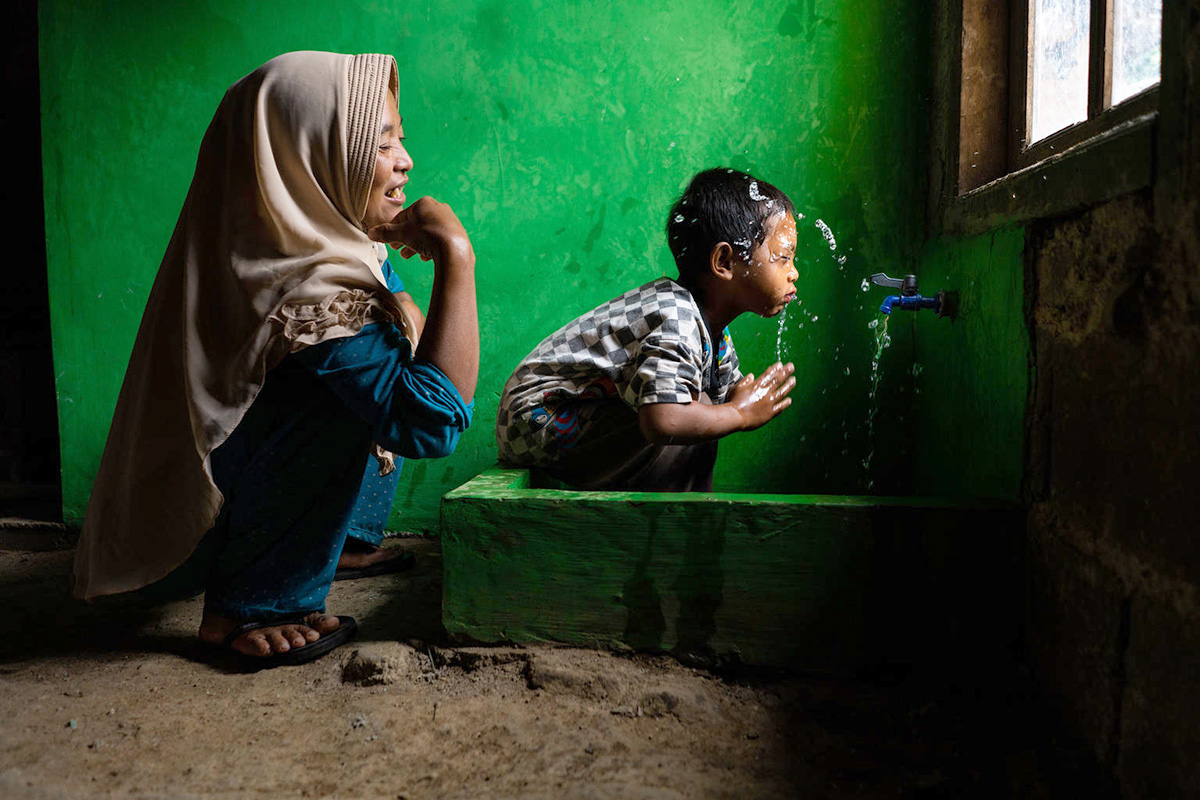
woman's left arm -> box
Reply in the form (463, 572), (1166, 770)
(393, 290), (426, 340)
(368, 197), (478, 403)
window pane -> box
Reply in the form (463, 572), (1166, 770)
(1029, 0), (1091, 144)
(1112, 0), (1161, 104)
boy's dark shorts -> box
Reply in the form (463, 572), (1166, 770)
(541, 398), (716, 493)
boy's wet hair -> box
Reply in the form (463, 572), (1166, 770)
(666, 168), (795, 278)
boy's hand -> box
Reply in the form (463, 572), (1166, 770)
(367, 196), (474, 266)
(727, 362), (795, 431)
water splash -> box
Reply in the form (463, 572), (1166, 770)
(814, 219), (837, 251)
(774, 304), (790, 362)
(862, 315), (892, 491)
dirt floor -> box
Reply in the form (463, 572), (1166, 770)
(0, 530), (1104, 799)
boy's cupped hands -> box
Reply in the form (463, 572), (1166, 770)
(728, 361), (796, 431)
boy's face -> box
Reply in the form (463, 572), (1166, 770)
(735, 213), (798, 317)
(362, 94), (413, 231)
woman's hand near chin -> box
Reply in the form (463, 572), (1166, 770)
(368, 196), (478, 403)
(367, 196), (473, 268)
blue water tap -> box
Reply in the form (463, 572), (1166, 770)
(869, 273), (958, 319)
(879, 294), (942, 315)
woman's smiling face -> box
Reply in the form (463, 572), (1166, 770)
(362, 94), (413, 231)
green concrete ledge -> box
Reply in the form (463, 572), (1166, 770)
(441, 468), (1025, 673)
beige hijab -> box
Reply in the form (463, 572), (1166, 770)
(73, 51), (413, 599)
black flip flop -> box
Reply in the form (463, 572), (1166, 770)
(334, 549), (415, 581)
(221, 615), (358, 667)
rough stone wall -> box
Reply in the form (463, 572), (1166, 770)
(1024, 5), (1200, 795)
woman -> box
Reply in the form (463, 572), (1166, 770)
(73, 51), (478, 665)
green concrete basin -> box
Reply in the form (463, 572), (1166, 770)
(441, 468), (1024, 673)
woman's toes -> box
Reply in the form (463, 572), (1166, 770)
(266, 630), (292, 653)
(304, 613), (341, 635)
(234, 631), (271, 657)
(284, 627), (309, 648)
(208, 613), (342, 658)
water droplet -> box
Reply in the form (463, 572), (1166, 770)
(814, 219), (837, 251)
(774, 304), (790, 362)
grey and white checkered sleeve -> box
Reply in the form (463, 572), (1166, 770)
(720, 345), (743, 402)
(623, 331), (704, 407)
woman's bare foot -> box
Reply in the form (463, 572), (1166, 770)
(198, 611), (342, 657)
(336, 538), (415, 574)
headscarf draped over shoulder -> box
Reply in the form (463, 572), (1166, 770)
(73, 51), (412, 599)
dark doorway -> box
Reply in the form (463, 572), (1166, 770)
(1, 0), (61, 522)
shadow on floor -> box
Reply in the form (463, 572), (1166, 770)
(0, 536), (447, 667)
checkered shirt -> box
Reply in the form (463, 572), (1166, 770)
(495, 277), (742, 465)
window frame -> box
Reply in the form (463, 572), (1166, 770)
(1010, 0), (1159, 171)
(931, 0), (1160, 236)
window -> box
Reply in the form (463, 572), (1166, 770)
(937, 0), (1162, 231)
(1014, 0), (1161, 169)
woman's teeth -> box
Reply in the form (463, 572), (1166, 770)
(386, 187), (402, 199)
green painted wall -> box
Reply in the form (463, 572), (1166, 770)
(41, 0), (1026, 530)
(909, 228), (1028, 499)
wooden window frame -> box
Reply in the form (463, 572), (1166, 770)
(932, 0), (1160, 236)
(1010, 0), (1159, 172)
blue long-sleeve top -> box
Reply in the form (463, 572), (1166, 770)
(292, 261), (472, 459)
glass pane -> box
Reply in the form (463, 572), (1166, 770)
(1112, 0), (1161, 104)
(1029, 0), (1091, 144)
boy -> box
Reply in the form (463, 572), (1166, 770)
(495, 168), (798, 491)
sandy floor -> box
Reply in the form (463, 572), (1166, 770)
(0, 535), (1100, 799)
